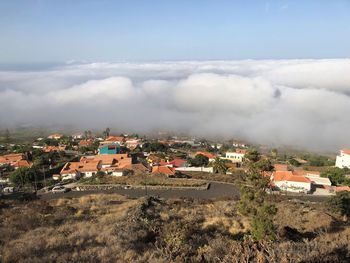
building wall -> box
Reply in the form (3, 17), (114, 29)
(175, 167), (213, 173)
(335, 152), (350, 168)
(82, 171), (97, 178)
(222, 152), (245, 163)
(61, 172), (79, 180)
(98, 145), (120, 154)
(275, 181), (311, 193)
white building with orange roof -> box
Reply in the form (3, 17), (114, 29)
(222, 149), (247, 163)
(80, 154), (132, 176)
(0, 153), (33, 169)
(47, 133), (63, 140)
(271, 170), (311, 193)
(335, 149), (350, 169)
(60, 160), (101, 180)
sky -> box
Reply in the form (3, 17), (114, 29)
(0, 0), (349, 63)
(0, 1), (350, 152)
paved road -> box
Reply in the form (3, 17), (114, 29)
(39, 182), (241, 201)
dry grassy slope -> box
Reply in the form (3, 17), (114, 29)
(0, 195), (349, 262)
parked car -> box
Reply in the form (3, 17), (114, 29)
(3, 186), (15, 193)
(51, 186), (69, 193)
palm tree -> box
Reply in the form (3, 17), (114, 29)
(105, 128), (110, 138)
(211, 157), (227, 174)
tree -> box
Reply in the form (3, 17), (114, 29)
(189, 154), (209, 167)
(105, 128), (110, 138)
(142, 142), (169, 153)
(327, 191), (350, 221)
(244, 149), (260, 163)
(252, 158), (274, 172)
(321, 167), (350, 186)
(271, 148), (278, 158)
(96, 171), (106, 178)
(84, 130), (88, 139)
(210, 157), (227, 174)
(5, 129), (10, 143)
(10, 167), (39, 188)
(238, 166), (277, 241)
(288, 158), (301, 167)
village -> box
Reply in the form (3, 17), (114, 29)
(1, 129), (349, 198)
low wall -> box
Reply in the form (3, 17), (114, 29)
(175, 167), (213, 173)
(74, 182), (210, 191)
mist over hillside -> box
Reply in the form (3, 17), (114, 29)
(1, 59), (350, 151)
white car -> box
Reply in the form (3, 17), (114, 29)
(2, 187), (15, 193)
(51, 186), (69, 193)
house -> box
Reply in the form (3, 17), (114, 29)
(195, 151), (216, 162)
(125, 138), (142, 150)
(232, 141), (248, 148)
(151, 165), (176, 176)
(47, 133), (63, 140)
(43, 145), (66, 153)
(158, 158), (187, 168)
(146, 154), (162, 166)
(293, 170), (332, 187)
(80, 154), (132, 176)
(79, 139), (94, 147)
(335, 149), (350, 169)
(271, 170), (311, 193)
(103, 136), (125, 144)
(72, 133), (84, 139)
(81, 154), (131, 168)
(98, 143), (120, 154)
(273, 164), (289, 171)
(13, 160), (33, 169)
(0, 153), (24, 166)
(0, 153), (32, 169)
(60, 160), (101, 180)
(335, 186), (350, 192)
(222, 149), (247, 163)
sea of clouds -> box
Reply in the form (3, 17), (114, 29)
(1, 59), (350, 151)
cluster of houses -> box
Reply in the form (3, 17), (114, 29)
(1, 130), (350, 195)
(59, 154), (134, 180)
(0, 153), (32, 170)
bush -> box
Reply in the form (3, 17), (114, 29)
(327, 191), (350, 218)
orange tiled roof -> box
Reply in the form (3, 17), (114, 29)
(335, 186), (350, 192)
(272, 171), (311, 183)
(0, 153), (24, 164)
(293, 170), (320, 176)
(80, 154), (131, 168)
(235, 149), (247, 154)
(106, 136), (125, 142)
(14, 160), (33, 168)
(341, 149), (350, 155)
(170, 159), (186, 167)
(196, 151), (216, 159)
(274, 164), (289, 171)
(61, 160), (101, 174)
(152, 165), (175, 175)
(79, 139), (94, 147)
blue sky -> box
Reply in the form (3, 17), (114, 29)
(0, 0), (349, 63)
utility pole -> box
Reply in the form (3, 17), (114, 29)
(42, 167), (46, 187)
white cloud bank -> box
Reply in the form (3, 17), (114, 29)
(1, 59), (350, 151)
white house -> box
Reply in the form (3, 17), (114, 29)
(60, 160), (101, 180)
(335, 149), (350, 169)
(221, 149), (247, 163)
(272, 171), (311, 193)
